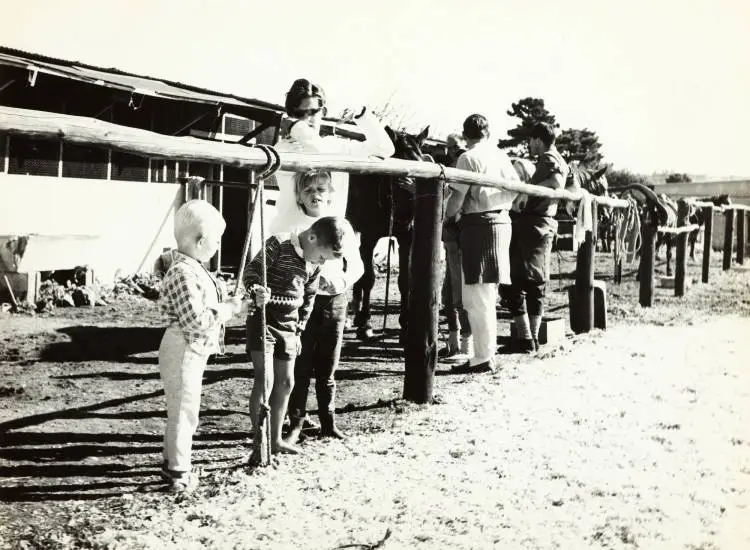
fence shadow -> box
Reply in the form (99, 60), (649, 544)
(0, 428), (247, 502)
(40, 326), (164, 362)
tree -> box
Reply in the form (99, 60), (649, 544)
(497, 97), (558, 158)
(665, 172), (692, 183)
(556, 128), (604, 168)
(606, 168), (651, 189)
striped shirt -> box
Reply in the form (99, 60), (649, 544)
(158, 251), (230, 354)
(242, 232), (320, 333)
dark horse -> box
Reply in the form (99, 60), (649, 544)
(655, 193), (731, 275)
(346, 126), (430, 343)
(550, 163), (610, 250)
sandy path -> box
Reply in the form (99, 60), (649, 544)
(81, 315), (750, 550)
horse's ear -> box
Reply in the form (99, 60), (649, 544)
(384, 125), (397, 142)
(593, 166), (608, 179)
(417, 126), (430, 142)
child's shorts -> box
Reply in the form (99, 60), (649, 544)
(246, 310), (298, 360)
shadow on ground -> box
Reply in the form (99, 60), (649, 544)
(40, 326), (165, 362)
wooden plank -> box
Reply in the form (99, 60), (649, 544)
(594, 195), (630, 209)
(656, 224), (700, 235)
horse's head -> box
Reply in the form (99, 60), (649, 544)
(561, 164), (609, 218)
(569, 165), (609, 196)
(699, 194), (732, 207)
(384, 125), (430, 192)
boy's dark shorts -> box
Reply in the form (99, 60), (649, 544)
(245, 311), (298, 360)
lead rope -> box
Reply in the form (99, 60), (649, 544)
(244, 144), (280, 468)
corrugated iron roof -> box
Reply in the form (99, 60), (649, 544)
(0, 45), (284, 124)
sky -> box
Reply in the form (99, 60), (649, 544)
(3, 0), (750, 177)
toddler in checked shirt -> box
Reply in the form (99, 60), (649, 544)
(158, 199), (242, 492)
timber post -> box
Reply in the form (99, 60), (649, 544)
(701, 205), (713, 284)
(639, 217), (656, 307)
(573, 198), (596, 332)
(674, 199), (689, 297)
(403, 177), (443, 404)
(723, 209), (735, 271)
(737, 209), (746, 265)
(613, 213), (622, 285)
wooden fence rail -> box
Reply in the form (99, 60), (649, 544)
(0, 106), (629, 208)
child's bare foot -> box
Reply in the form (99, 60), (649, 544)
(272, 440), (301, 454)
(284, 427), (303, 446)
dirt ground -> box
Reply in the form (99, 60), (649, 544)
(0, 249), (749, 550)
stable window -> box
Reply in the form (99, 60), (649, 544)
(111, 151), (148, 182)
(188, 162), (215, 180)
(7, 136), (59, 177)
(224, 115), (253, 137)
(150, 159), (178, 183)
(62, 143), (108, 179)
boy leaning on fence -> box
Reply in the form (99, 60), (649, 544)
(157, 199), (243, 493)
(243, 215), (355, 455)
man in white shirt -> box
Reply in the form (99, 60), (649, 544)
(444, 114), (519, 373)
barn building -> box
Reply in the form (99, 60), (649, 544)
(0, 47), (314, 302)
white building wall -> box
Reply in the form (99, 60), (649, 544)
(0, 174), (181, 284)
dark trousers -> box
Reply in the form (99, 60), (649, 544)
(442, 239), (471, 335)
(507, 217), (555, 317)
(287, 293), (348, 420)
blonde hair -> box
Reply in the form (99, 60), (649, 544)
(174, 199), (226, 245)
(294, 170), (333, 211)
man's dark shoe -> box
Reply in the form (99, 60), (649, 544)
(450, 360), (493, 374)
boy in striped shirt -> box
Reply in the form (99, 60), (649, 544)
(243, 215), (355, 455)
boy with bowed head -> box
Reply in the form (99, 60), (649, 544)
(243, 215), (356, 455)
(280, 169), (364, 444)
(158, 199), (243, 492)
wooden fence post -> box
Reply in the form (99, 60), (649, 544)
(674, 199), (689, 297)
(613, 209), (622, 285)
(723, 209), (735, 271)
(403, 177), (443, 404)
(737, 209), (746, 265)
(572, 199), (596, 332)
(701, 205), (713, 284)
(639, 219), (656, 307)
